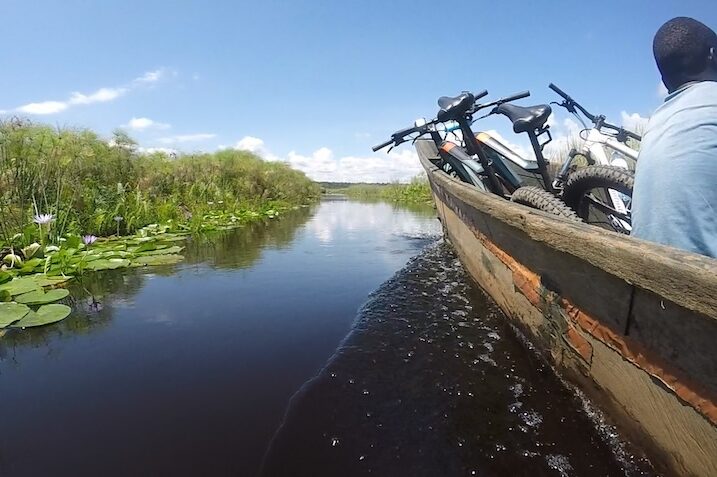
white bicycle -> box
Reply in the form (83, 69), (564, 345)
(547, 83), (641, 234)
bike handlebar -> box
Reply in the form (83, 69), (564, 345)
(372, 139), (394, 152)
(549, 83), (642, 141)
(474, 89), (489, 101)
(372, 119), (439, 151)
(373, 89), (534, 152)
(548, 83), (570, 101)
(549, 83), (596, 121)
(501, 90), (530, 103)
(472, 90), (531, 113)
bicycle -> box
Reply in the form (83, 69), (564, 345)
(373, 90), (579, 220)
(547, 83), (642, 234)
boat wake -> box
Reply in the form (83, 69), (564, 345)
(261, 242), (656, 477)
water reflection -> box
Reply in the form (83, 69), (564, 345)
(0, 200), (440, 477)
(0, 205), (315, 357)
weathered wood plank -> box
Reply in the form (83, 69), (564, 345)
(421, 148), (717, 320)
(419, 144), (717, 477)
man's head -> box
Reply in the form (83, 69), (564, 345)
(653, 17), (717, 93)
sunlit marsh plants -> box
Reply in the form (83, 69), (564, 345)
(0, 118), (319, 331)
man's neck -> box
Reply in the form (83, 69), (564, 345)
(671, 75), (717, 94)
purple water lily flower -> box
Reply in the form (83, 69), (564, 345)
(33, 213), (54, 225)
(82, 235), (98, 246)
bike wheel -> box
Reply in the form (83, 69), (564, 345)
(562, 165), (634, 234)
(510, 186), (582, 221)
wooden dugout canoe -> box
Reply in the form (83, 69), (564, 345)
(416, 139), (717, 477)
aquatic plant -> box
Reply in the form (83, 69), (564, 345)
(0, 119), (319, 243)
(338, 176), (433, 205)
(82, 235), (97, 246)
(33, 213), (54, 225)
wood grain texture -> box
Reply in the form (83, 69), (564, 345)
(420, 143), (717, 477)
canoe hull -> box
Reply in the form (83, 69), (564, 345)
(418, 140), (717, 477)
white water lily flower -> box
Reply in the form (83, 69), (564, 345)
(33, 213), (54, 225)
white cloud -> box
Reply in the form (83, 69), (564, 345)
(69, 87), (127, 105)
(158, 133), (216, 144)
(123, 117), (170, 131)
(233, 136), (422, 182)
(10, 68), (166, 115)
(620, 111), (648, 131)
(483, 129), (532, 160)
(138, 146), (177, 155)
(233, 136), (280, 161)
(17, 100), (69, 115)
(235, 136), (266, 152)
(134, 69), (164, 84)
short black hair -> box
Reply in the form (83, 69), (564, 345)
(653, 17), (717, 90)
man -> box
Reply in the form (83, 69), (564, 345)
(632, 17), (717, 258)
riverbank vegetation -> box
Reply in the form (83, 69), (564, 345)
(0, 118), (319, 328)
(0, 118), (319, 246)
(322, 176), (433, 205)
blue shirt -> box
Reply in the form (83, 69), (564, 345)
(632, 81), (717, 258)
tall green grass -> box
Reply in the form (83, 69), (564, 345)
(339, 176), (433, 204)
(0, 119), (319, 245)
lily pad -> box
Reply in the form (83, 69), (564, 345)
(0, 277), (42, 297)
(85, 258), (131, 271)
(141, 246), (184, 256)
(32, 275), (72, 287)
(19, 258), (44, 274)
(132, 254), (184, 266)
(131, 242), (158, 253)
(0, 270), (11, 285)
(0, 302), (31, 328)
(15, 289), (70, 305)
(11, 304), (71, 328)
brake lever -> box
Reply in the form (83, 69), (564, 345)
(562, 100), (577, 114)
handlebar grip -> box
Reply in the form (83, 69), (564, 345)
(502, 90), (530, 103)
(372, 139), (394, 152)
(474, 89), (488, 101)
(549, 83), (571, 100)
(392, 125), (416, 139)
(626, 130), (642, 141)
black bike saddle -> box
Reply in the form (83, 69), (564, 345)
(495, 103), (552, 133)
(437, 92), (474, 122)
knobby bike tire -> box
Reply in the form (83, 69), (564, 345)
(510, 186), (582, 221)
(562, 165), (634, 230)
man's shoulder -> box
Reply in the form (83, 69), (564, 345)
(665, 81), (717, 107)
(650, 81), (717, 125)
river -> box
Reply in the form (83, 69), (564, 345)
(0, 199), (656, 476)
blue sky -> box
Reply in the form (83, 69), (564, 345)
(1, 0), (715, 182)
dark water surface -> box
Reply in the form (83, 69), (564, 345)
(0, 200), (655, 476)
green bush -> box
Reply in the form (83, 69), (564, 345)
(341, 176), (433, 204)
(0, 119), (319, 243)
